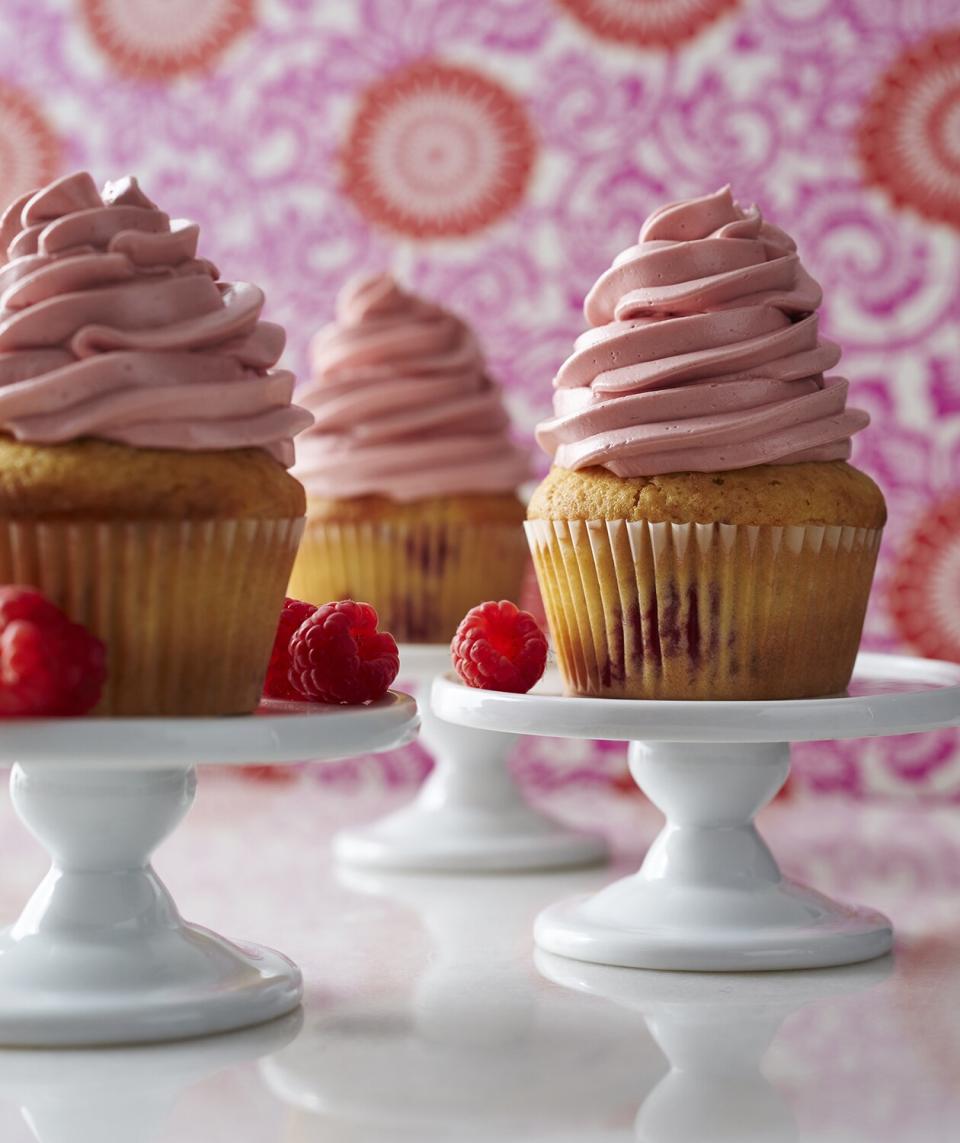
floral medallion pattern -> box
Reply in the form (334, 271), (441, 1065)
(0, 81), (59, 209)
(859, 28), (960, 230)
(554, 0), (741, 50)
(80, 0), (255, 80)
(1, 0), (959, 797)
(890, 493), (960, 664)
(341, 60), (536, 238)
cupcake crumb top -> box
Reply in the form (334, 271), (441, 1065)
(527, 462), (886, 528)
(0, 436), (306, 519)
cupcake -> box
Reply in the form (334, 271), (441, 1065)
(290, 273), (529, 642)
(0, 171), (312, 715)
(527, 187), (885, 701)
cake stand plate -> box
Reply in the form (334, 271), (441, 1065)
(433, 653), (960, 971)
(334, 646), (607, 873)
(0, 694), (418, 1047)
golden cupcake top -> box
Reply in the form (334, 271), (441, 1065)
(0, 436), (306, 520)
(527, 462), (886, 528)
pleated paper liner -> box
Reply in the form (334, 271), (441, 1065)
(288, 518), (528, 643)
(525, 518), (882, 701)
(0, 517), (304, 716)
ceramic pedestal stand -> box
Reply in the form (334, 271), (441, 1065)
(536, 950), (891, 1143)
(433, 653), (960, 971)
(0, 694), (418, 1047)
(334, 645), (607, 872)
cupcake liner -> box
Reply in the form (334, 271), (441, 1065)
(288, 518), (528, 643)
(525, 518), (882, 700)
(0, 517), (304, 715)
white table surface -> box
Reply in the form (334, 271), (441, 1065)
(0, 771), (957, 1142)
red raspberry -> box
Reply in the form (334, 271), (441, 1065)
(451, 600), (547, 693)
(264, 597), (318, 700)
(289, 600), (399, 705)
(0, 586), (107, 717)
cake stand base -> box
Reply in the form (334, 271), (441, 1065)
(535, 888), (892, 973)
(334, 800), (606, 874)
(0, 925), (300, 1048)
(432, 654), (960, 972)
(0, 764), (302, 1046)
(535, 741), (892, 971)
(335, 647), (607, 873)
(0, 695), (418, 1046)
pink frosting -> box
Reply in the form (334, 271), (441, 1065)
(0, 171), (311, 467)
(294, 273), (529, 500)
(536, 187), (869, 476)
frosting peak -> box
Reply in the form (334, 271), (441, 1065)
(295, 273), (528, 501)
(0, 171), (311, 466)
(336, 272), (418, 324)
(538, 187), (868, 476)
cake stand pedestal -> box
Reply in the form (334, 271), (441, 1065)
(0, 694), (418, 1047)
(536, 950), (891, 1142)
(334, 645), (607, 873)
(433, 653), (960, 971)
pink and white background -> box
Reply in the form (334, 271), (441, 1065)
(1, 0), (959, 797)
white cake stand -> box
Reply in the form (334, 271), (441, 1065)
(536, 949), (892, 1142)
(433, 653), (960, 971)
(0, 693), (418, 1047)
(334, 645), (607, 873)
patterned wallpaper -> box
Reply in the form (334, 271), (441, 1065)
(1, 0), (959, 796)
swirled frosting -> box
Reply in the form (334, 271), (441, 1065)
(0, 171), (311, 467)
(536, 187), (868, 476)
(294, 273), (529, 500)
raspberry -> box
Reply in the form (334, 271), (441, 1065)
(264, 597), (317, 700)
(289, 600), (399, 705)
(0, 586), (107, 717)
(451, 600), (547, 693)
